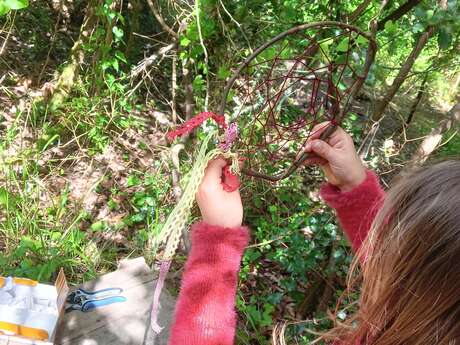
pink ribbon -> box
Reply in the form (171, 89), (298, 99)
(150, 260), (172, 333)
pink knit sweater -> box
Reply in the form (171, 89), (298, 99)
(168, 170), (385, 345)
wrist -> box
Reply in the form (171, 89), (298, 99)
(338, 168), (367, 192)
(202, 217), (242, 229)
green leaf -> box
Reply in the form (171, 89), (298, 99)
(425, 9), (434, 20)
(0, 3), (10, 15)
(131, 213), (144, 223)
(91, 221), (105, 232)
(336, 37), (349, 52)
(356, 35), (368, 46)
(112, 58), (119, 72)
(4, 0), (28, 10)
(384, 20), (397, 33)
(180, 36), (191, 47)
(115, 50), (127, 63)
(437, 29), (452, 50)
(0, 187), (13, 207)
(412, 23), (424, 33)
(127, 175), (141, 187)
(112, 26), (124, 39)
(192, 75), (205, 92)
(414, 7), (425, 19)
(217, 66), (231, 80)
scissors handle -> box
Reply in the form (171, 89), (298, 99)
(81, 296), (127, 312)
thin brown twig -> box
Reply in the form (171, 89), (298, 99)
(146, 0), (178, 39)
(0, 12), (15, 57)
(218, 0), (253, 53)
(38, 12), (62, 85)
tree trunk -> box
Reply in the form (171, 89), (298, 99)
(125, 0), (142, 58)
(377, 0), (422, 31)
(405, 71), (429, 125)
(47, 0), (101, 112)
(372, 26), (434, 121)
(411, 102), (460, 164)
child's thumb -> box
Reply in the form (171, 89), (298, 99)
(309, 140), (336, 163)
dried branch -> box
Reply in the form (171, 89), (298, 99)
(130, 42), (177, 78)
(347, 0), (373, 23)
(0, 12), (15, 57)
(218, 0), (253, 53)
(377, 0), (421, 31)
(38, 12), (62, 85)
(146, 0), (178, 39)
(372, 26), (434, 120)
(182, 62), (194, 120)
(411, 102), (460, 165)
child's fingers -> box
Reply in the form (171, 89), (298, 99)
(308, 121), (333, 141)
(221, 166), (240, 192)
(302, 156), (328, 166)
(204, 157), (228, 183)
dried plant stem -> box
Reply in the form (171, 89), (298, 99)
(195, 0), (209, 111)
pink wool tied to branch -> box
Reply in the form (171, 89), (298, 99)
(219, 122), (239, 151)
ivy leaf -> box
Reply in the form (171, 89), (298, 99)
(414, 7), (426, 19)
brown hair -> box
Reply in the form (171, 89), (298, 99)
(277, 160), (460, 344)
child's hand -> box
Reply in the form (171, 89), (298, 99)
(196, 157), (243, 228)
(304, 122), (366, 192)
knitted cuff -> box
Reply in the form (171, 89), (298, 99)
(320, 170), (383, 210)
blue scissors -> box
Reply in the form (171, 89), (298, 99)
(66, 287), (127, 312)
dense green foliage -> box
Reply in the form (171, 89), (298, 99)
(0, 0), (459, 343)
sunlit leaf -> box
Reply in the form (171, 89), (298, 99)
(112, 26), (124, 39)
(4, 0), (28, 10)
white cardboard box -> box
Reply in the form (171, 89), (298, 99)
(0, 269), (68, 345)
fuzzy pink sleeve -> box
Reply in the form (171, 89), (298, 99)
(320, 170), (385, 252)
(168, 222), (250, 345)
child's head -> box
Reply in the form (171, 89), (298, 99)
(346, 160), (460, 344)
